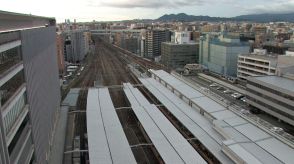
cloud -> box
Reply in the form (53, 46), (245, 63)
(244, 0), (294, 14)
(91, 0), (206, 9)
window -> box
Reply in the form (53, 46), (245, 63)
(0, 70), (25, 105)
(0, 46), (22, 74)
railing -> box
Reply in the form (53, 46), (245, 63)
(2, 87), (26, 134)
(0, 70), (25, 106)
(0, 46), (22, 75)
(0, 31), (20, 45)
(9, 123), (31, 162)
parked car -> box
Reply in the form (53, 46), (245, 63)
(231, 93), (243, 99)
(240, 97), (246, 102)
(223, 89), (232, 94)
(216, 86), (225, 91)
(209, 83), (218, 87)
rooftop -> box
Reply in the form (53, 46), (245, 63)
(147, 69), (294, 164)
(0, 10), (56, 32)
(249, 75), (294, 93)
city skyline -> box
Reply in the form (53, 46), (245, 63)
(1, 0), (294, 22)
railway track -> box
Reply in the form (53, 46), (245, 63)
(70, 37), (219, 164)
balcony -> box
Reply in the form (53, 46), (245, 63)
(0, 45), (22, 75)
(0, 70), (25, 106)
(9, 121), (32, 163)
(9, 125), (34, 164)
(0, 31), (20, 45)
(1, 86), (27, 135)
(5, 104), (29, 145)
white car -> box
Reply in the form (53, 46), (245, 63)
(209, 83), (218, 87)
(223, 90), (231, 94)
(231, 93), (242, 98)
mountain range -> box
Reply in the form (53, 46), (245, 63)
(157, 13), (294, 22)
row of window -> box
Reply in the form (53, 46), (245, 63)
(0, 46), (22, 75)
(247, 96), (294, 121)
(0, 70), (26, 105)
(238, 62), (275, 73)
(247, 80), (294, 101)
(0, 31), (20, 45)
(247, 88), (293, 111)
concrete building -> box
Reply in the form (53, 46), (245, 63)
(246, 76), (294, 126)
(238, 49), (294, 80)
(0, 11), (60, 164)
(64, 30), (88, 63)
(199, 34), (250, 77)
(141, 29), (171, 58)
(237, 49), (277, 80)
(161, 32), (199, 69)
(56, 32), (65, 75)
(161, 42), (199, 69)
(115, 32), (139, 54)
(276, 51), (294, 80)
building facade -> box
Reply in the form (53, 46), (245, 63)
(64, 30), (89, 63)
(237, 50), (277, 80)
(246, 76), (294, 126)
(0, 11), (60, 164)
(142, 29), (171, 58)
(56, 32), (65, 75)
(161, 32), (199, 69)
(199, 34), (250, 77)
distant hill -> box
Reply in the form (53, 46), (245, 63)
(157, 13), (234, 22)
(157, 13), (294, 22)
(234, 13), (294, 22)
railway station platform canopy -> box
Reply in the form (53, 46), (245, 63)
(86, 88), (136, 164)
(123, 83), (207, 164)
(139, 69), (294, 164)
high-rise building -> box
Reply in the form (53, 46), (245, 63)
(199, 34), (250, 77)
(161, 32), (199, 69)
(142, 29), (171, 58)
(0, 11), (60, 164)
(64, 30), (88, 63)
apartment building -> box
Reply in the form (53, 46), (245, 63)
(142, 29), (171, 58)
(0, 11), (60, 164)
(246, 76), (294, 126)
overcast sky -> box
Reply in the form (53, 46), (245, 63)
(1, 0), (294, 22)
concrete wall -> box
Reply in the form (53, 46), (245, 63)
(21, 26), (61, 163)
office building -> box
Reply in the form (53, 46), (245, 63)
(0, 11), (60, 164)
(115, 32), (139, 54)
(199, 34), (250, 77)
(161, 32), (199, 69)
(64, 30), (88, 63)
(141, 29), (171, 58)
(246, 76), (294, 126)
